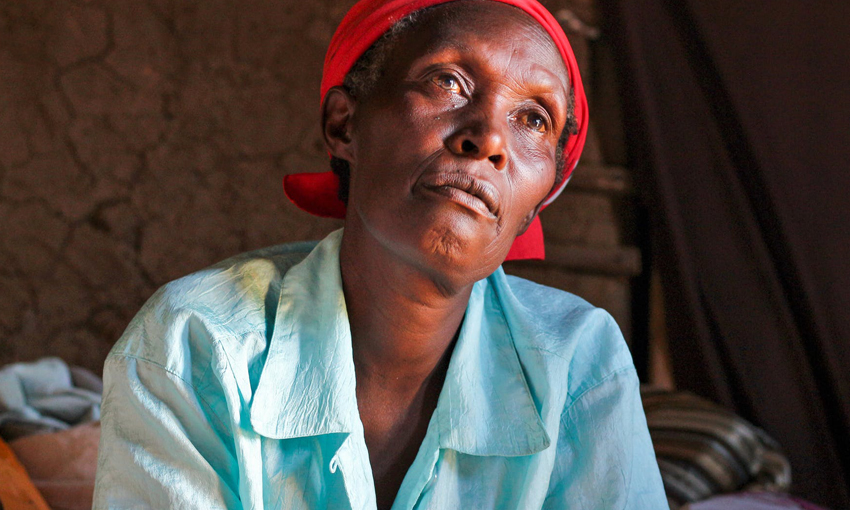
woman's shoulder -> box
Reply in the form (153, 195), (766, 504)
(107, 241), (319, 375)
(502, 273), (599, 318)
(159, 241), (318, 325)
(499, 273), (636, 400)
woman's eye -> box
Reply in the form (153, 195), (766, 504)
(523, 112), (549, 133)
(431, 74), (462, 94)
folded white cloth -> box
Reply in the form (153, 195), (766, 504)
(0, 357), (101, 441)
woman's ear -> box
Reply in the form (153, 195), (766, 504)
(322, 87), (356, 163)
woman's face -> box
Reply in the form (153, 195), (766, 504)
(340, 1), (570, 283)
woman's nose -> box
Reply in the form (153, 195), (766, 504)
(445, 111), (508, 171)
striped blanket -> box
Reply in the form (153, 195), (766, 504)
(641, 387), (791, 509)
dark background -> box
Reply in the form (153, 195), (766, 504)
(605, 0), (850, 507)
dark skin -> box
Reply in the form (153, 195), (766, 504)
(321, 2), (570, 508)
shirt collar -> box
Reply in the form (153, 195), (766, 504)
(435, 270), (551, 456)
(250, 229), (550, 456)
(250, 229), (358, 439)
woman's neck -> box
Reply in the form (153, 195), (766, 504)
(339, 222), (472, 398)
(339, 221), (476, 509)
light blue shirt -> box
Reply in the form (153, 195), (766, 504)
(93, 229), (666, 509)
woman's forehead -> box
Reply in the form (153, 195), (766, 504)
(414, 1), (559, 53)
(424, 0), (550, 33)
(387, 2), (569, 89)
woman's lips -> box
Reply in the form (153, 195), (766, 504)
(421, 185), (494, 218)
(418, 172), (500, 219)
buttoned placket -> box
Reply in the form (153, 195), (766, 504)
(405, 454), (440, 510)
(390, 419), (442, 510)
(319, 400), (444, 510)
(326, 439), (356, 510)
(328, 429), (378, 510)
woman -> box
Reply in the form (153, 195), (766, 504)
(93, 0), (666, 508)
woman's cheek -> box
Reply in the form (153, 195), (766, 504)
(512, 156), (556, 202)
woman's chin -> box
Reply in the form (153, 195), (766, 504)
(413, 223), (505, 282)
(353, 204), (507, 285)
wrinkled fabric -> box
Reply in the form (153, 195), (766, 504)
(93, 229), (666, 509)
(0, 357), (102, 441)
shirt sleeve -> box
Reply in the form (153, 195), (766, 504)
(542, 367), (668, 510)
(92, 354), (242, 509)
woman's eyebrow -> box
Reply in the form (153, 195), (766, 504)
(518, 60), (569, 93)
(405, 48), (473, 80)
(427, 36), (475, 54)
(505, 67), (569, 116)
(411, 45), (473, 67)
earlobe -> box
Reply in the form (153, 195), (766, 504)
(321, 87), (357, 163)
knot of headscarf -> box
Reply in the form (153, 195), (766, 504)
(283, 0), (588, 260)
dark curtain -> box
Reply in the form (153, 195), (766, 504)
(601, 0), (850, 507)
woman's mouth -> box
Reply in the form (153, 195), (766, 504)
(418, 172), (500, 219)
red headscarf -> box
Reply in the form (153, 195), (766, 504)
(283, 0), (588, 260)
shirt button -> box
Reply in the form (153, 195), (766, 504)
(425, 471), (437, 488)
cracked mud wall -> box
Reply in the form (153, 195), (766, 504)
(0, 0), (353, 371)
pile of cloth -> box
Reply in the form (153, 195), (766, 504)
(641, 387), (830, 509)
(0, 358), (103, 510)
(0, 357), (101, 441)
